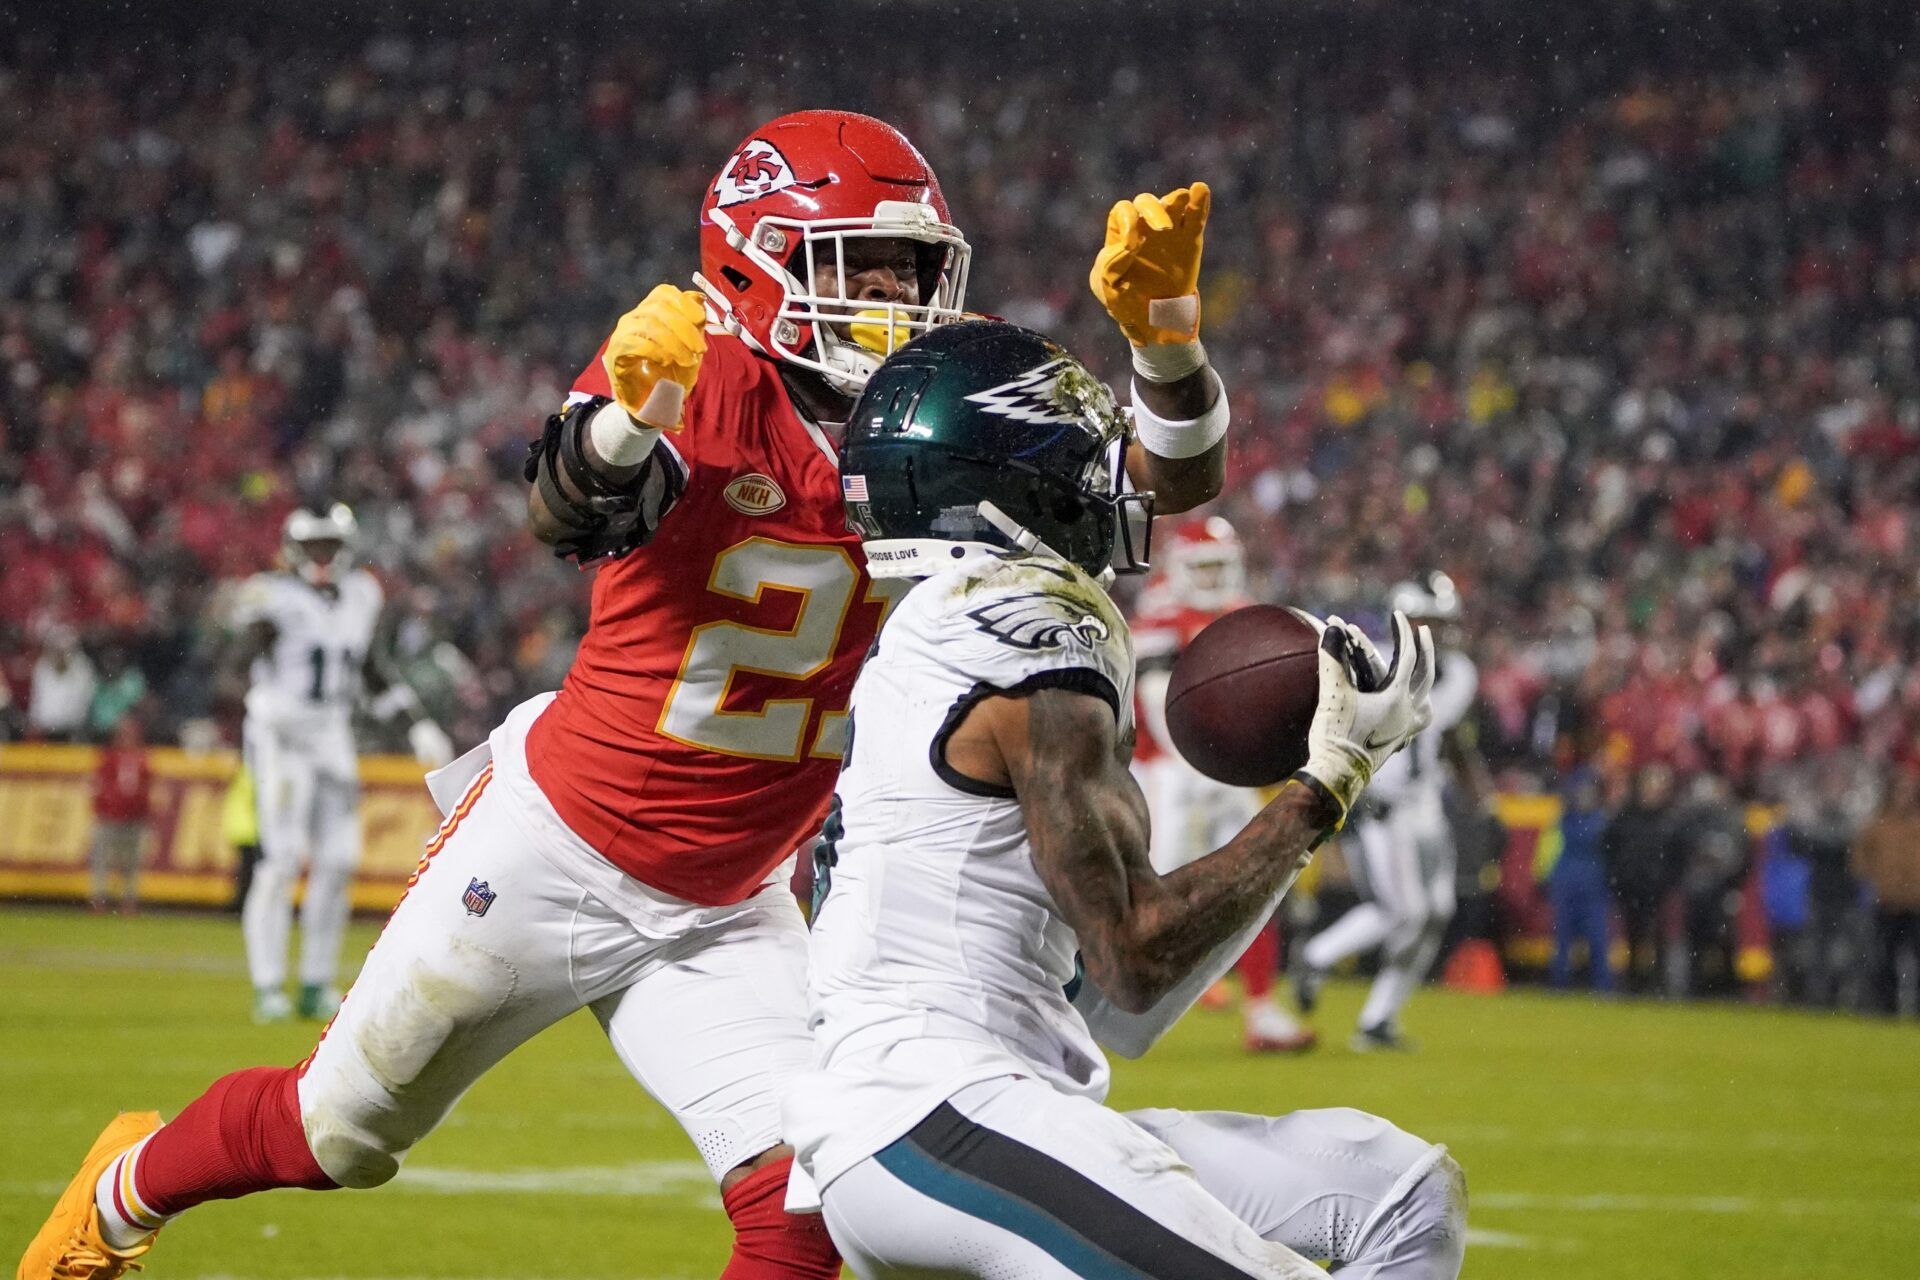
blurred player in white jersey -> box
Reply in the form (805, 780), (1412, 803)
(225, 503), (454, 1023)
(1133, 518), (1312, 1051)
(1293, 573), (1482, 1051)
(790, 324), (1463, 1280)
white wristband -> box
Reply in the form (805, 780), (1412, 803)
(588, 399), (665, 467)
(1130, 373), (1229, 460)
(1130, 337), (1206, 384)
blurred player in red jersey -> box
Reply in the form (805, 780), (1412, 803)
(23, 111), (1233, 1280)
(88, 717), (152, 914)
(1131, 517), (1316, 1053)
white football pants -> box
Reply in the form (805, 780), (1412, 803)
(1138, 756), (1263, 875)
(293, 758), (814, 1189)
(1303, 803), (1458, 1031)
(242, 716), (362, 990)
(822, 1076), (1465, 1280)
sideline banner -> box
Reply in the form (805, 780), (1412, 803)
(0, 744), (1779, 978)
(1489, 793), (1775, 981)
(0, 744), (440, 912)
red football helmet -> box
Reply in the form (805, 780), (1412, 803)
(696, 110), (972, 396)
(1162, 516), (1247, 611)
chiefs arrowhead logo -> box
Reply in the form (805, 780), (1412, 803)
(712, 140), (798, 208)
(967, 591), (1110, 652)
(724, 473), (787, 516)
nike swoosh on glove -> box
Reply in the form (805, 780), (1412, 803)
(1291, 609), (1435, 828)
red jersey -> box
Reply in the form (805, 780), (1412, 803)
(93, 746), (153, 822)
(525, 333), (902, 906)
(1130, 597), (1246, 763)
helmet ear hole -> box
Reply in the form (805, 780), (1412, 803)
(721, 265), (754, 293)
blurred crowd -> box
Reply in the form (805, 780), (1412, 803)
(1, 3), (1917, 984)
(1531, 758), (1920, 1015)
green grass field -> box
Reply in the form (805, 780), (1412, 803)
(3, 905), (1917, 1279)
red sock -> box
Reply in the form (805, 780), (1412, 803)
(719, 1156), (841, 1280)
(1238, 918), (1279, 1001)
(134, 1066), (337, 1216)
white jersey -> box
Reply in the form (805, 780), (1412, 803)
(233, 569), (384, 729)
(784, 552), (1135, 1193)
(1367, 648), (1476, 815)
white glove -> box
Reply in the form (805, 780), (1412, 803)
(408, 719), (456, 768)
(1291, 609), (1434, 827)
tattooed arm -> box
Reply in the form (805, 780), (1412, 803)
(945, 686), (1339, 1014)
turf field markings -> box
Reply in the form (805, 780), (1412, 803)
(1478, 1191), (1920, 1219)
(3, 1179), (76, 1195)
(1442, 1121), (1920, 1155)
(1463, 1227), (1546, 1249)
(191, 1274), (703, 1280)
(390, 1159), (718, 1204)
(2, 1162), (721, 1204)
(0, 945), (250, 975)
(439, 1107), (669, 1132)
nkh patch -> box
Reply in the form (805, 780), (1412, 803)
(462, 878), (497, 917)
(723, 472), (786, 516)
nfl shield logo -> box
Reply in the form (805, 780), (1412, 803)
(462, 878), (496, 917)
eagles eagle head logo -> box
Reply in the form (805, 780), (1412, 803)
(967, 591), (1111, 652)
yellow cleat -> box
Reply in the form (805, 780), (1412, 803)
(17, 1111), (163, 1280)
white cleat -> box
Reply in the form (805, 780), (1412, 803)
(252, 988), (293, 1024)
(1244, 1001), (1317, 1054)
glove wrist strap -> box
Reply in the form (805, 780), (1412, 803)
(1292, 765), (1355, 830)
(1130, 372), (1228, 460)
(1130, 337), (1206, 384)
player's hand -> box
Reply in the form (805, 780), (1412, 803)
(1089, 182), (1210, 347)
(408, 719), (456, 768)
(603, 285), (708, 429)
(1293, 610), (1434, 827)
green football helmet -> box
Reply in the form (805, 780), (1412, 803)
(840, 320), (1152, 580)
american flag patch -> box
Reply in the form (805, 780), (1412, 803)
(842, 474), (869, 502)
(462, 878), (497, 917)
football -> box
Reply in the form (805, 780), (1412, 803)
(1163, 604), (1321, 787)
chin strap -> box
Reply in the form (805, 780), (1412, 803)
(977, 502), (1116, 586)
(812, 330), (883, 397)
(976, 500), (1061, 558)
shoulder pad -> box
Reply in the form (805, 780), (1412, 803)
(231, 573), (284, 626)
(349, 569), (384, 608)
(918, 556), (1131, 714)
(957, 561), (1121, 654)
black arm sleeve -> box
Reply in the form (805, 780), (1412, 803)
(525, 396), (687, 564)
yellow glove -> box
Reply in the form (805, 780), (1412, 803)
(1089, 182), (1210, 347)
(602, 285), (708, 429)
